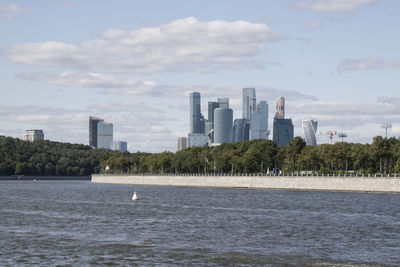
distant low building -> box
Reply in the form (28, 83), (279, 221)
(23, 129), (44, 142)
(177, 137), (188, 151)
(188, 133), (208, 147)
(113, 141), (128, 152)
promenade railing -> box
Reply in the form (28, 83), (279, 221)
(99, 172), (399, 178)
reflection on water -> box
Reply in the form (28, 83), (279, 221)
(1, 180), (399, 266)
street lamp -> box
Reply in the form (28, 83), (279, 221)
(381, 123), (392, 139)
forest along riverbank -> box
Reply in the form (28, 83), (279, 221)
(92, 174), (400, 193)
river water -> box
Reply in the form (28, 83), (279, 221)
(1, 180), (399, 266)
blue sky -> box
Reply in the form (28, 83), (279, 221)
(1, 0), (399, 152)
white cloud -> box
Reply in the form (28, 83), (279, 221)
(7, 17), (283, 74)
(16, 71), (319, 102)
(337, 57), (400, 71)
(291, 0), (378, 13)
(0, 4), (28, 20)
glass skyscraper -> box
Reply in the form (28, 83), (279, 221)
(273, 118), (294, 146)
(217, 98), (229, 108)
(233, 119), (250, 142)
(89, 116), (104, 148)
(250, 101), (269, 140)
(214, 107), (233, 144)
(190, 92), (202, 134)
(243, 88), (256, 120)
(97, 121), (113, 149)
(274, 97), (285, 119)
(302, 118), (318, 146)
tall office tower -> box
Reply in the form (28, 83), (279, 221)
(89, 116), (104, 147)
(242, 88), (256, 120)
(214, 108), (233, 144)
(207, 101), (220, 143)
(199, 115), (206, 134)
(208, 101), (220, 123)
(233, 119), (250, 142)
(190, 92), (203, 133)
(97, 121), (113, 149)
(274, 97), (285, 119)
(23, 129), (44, 142)
(302, 118), (318, 146)
(188, 133), (208, 147)
(273, 118), (294, 146)
(112, 141), (128, 152)
(217, 98), (229, 108)
(177, 137), (188, 151)
(250, 101), (269, 140)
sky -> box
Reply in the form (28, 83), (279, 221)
(1, 0), (399, 152)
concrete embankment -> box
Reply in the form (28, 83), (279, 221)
(0, 175), (91, 180)
(92, 174), (400, 193)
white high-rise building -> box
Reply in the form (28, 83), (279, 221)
(243, 88), (256, 120)
(177, 137), (188, 151)
(23, 129), (44, 142)
(250, 101), (269, 140)
(112, 141), (128, 152)
(302, 118), (318, 146)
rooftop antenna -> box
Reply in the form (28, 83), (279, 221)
(338, 132), (347, 142)
(381, 123), (392, 139)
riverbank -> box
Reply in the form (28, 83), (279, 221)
(91, 174), (400, 193)
(0, 175), (91, 180)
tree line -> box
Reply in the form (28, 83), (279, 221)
(1, 135), (400, 176)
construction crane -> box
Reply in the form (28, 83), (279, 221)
(317, 130), (337, 144)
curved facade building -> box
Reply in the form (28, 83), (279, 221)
(302, 118), (318, 146)
(214, 108), (233, 144)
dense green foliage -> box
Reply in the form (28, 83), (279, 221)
(1, 135), (400, 176)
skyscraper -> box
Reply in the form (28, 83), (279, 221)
(273, 118), (294, 146)
(243, 88), (256, 120)
(23, 129), (44, 142)
(89, 116), (104, 147)
(207, 101), (220, 143)
(189, 92), (207, 147)
(190, 92), (202, 134)
(233, 119), (250, 142)
(97, 121), (113, 149)
(214, 107), (233, 144)
(250, 101), (269, 140)
(217, 98), (229, 108)
(275, 97), (285, 119)
(302, 118), (318, 146)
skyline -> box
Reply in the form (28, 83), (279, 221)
(1, 0), (399, 152)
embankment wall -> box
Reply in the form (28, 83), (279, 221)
(92, 174), (400, 193)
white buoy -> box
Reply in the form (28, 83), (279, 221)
(132, 191), (138, 201)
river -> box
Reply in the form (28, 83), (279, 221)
(1, 180), (399, 265)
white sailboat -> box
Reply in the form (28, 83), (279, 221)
(132, 191), (138, 201)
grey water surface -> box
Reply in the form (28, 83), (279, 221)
(1, 180), (399, 266)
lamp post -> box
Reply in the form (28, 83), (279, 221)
(381, 123), (392, 139)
